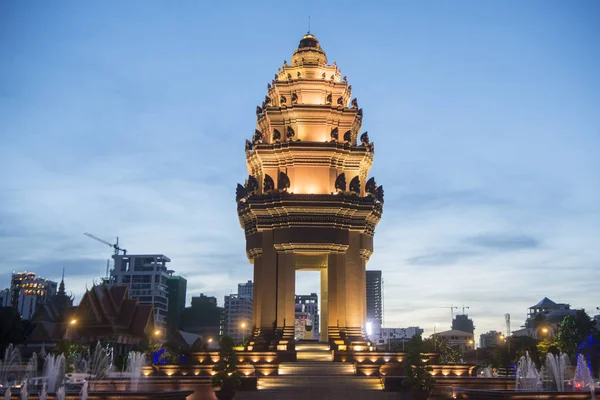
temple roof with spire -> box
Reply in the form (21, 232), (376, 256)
(530, 297), (558, 309)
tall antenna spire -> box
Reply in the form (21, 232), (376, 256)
(308, 16), (311, 34)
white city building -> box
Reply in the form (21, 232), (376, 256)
(223, 281), (253, 344)
(109, 254), (173, 330)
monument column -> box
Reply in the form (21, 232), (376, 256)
(327, 251), (347, 328)
(251, 250), (263, 329)
(320, 266), (329, 340)
(344, 231), (365, 328)
(257, 231), (277, 329)
(275, 248), (296, 329)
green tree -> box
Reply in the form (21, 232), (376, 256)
(52, 340), (87, 373)
(573, 310), (595, 344)
(492, 344), (511, 373)
(423, 337), (462, 364)
(146, 342), (179, 364)
(212, 336), (241, 396)
(536, 338), (559, 360)
(512, 336), (541, 366)
(0, 308), (25, 352)
(557, 316), (579, 359)
(402, 334), (435, 393)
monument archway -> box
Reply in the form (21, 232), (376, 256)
(236, 34), (383, 347)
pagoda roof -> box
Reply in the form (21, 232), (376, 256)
(531, 297), (557, 308)
(69, 284), (154, 341)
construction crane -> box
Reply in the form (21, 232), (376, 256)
(439, 305), (459, 320)
(84, 232), (127, 255)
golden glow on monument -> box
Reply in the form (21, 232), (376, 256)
(236, 33), (383, 344)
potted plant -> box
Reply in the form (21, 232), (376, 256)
(402, 334), (436, 400)
(212, 336), (241, 400)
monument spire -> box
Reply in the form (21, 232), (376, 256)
(58, 267), (66, 296)
(236, 34), (383, 348)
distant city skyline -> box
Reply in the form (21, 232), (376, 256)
(1, 1), (598, 338)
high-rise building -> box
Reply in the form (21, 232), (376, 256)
(366, 270), (382, 325)
(479, 330), (504, 348)
(166, 275), (187, 337)
(180, 294), (222, 340)
(295, 293), (319, 340)
(238, 280), (253, 298)
(452, 314), (475, 334)
(109, 254), (173, 330)
(223, 281), (253, 344)
(9, 271), (58, 320)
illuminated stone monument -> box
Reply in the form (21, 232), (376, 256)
(236, 34), (383, 346)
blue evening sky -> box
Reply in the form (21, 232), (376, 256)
(1, 1), (598, 338)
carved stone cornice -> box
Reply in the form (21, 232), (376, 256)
(273, 243), (349, 253)
(237, 193), (382, 236)
(359, 248), (373, 261)
(246, 141), (373, 176)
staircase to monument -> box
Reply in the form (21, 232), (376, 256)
(234, 340), (398, 399)
(295, 341), (333, 361)
(248, 326), (295, 351)
(328, 326), (373, 351)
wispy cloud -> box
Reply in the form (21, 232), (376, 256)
(406, 250), (478, 267)
(465, 233), (540, 251)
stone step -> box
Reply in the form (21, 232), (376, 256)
(296, 350), (333, 361)
(295, 342), (331, 352)
(257, 375), (383, 391)
(279, 362), (355, 376)
(235, 389), (399, 400)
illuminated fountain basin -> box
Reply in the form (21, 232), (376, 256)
(454, 352), (597, 400)
(0, 347), (192, 400)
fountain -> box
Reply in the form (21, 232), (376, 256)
(545, 352), (569, 391)
(20, 379), (27, 400)
(77, 358), (88, 374)
(80, 380), (89, 400)
(0, 344), (22, 385)
(126, 351), (146, 391)
(25, 352), (38, 381)
(479, 365), (494, 377)
(55, 385), (65, 400)
(39, 382), (47, 400)
(455, 352), (596, 399)
(43, 353), (66, 393)
(572, 353), (596, 397)
(515, 351), (542, 391)
(89, 343), (111, 379)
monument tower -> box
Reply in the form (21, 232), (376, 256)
(236, 34), (383, 345)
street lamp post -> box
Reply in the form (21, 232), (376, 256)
(401, 328), (406, 352)
(68, 319), (77, 340)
